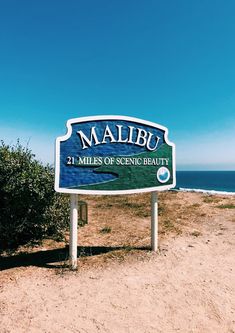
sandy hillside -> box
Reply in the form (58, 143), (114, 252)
(0, 192), (235, 333)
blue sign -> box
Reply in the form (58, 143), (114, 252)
(55, 116), (176, 194)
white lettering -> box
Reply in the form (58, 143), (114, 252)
(77, 127), (100, 149)
(127, 126), (135, 144)
(76, 124), (162, 151)
(135, 128), (148, 147)
(146, 133), (160, 151)
(116, 125), (128, 143)
(102, 125), (116, 143)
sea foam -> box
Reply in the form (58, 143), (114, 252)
(178, 187), (235, 196)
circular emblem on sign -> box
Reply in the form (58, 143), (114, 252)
(157, 167), (170, 183)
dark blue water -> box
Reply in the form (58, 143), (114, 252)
(176, 171), (235, 193)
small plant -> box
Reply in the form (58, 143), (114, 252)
(158, 205), (165, 216)
(79, 246), (87, 257)
(163, 219), (175, 231)
(123, 245), (134, 251)
(161, 219), (182, 235)
(216, 204), (235, 209)
(190, 230), (201, 237)
(203, 196), (220, 204)
(191, 203), (200, 208)
(100, 226), (112, 234)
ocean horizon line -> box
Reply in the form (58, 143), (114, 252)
(173, 187), (235, 196)
(177, 170), (235, 172)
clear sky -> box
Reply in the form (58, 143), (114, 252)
(0, 0), (235, 170)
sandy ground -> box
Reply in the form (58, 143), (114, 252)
(0, 192), (235, 333)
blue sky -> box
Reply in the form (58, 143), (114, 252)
(0, 0), (235, 170)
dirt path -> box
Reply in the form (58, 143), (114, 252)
(0, 193), (235, 333)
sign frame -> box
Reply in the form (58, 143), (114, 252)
(55, 115), (176, 195)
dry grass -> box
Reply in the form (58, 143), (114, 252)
(3, 191), (233, 270)
(216, 204), (235, 209)
(80, 191), (209, 250)
(190, 230), (202, 237)
(203, 196), (220, 204)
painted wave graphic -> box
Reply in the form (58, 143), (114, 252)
(73, 143), (173, 191)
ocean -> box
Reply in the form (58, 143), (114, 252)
(176, 171), (235, 194)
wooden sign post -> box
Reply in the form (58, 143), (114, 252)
(151, 192), (158, 252)
(55, 116), (175, 269)
(69, 194), (78, 269)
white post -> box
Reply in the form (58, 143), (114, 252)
(69, 194), (78, 269)
(151, 192), (158, 251)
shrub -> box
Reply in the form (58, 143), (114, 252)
(0, 140), (69, 251)
(100, 226), (112, 234)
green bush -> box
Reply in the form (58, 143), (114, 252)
(0, 140), (69, 251)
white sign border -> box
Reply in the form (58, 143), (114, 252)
(55, 115), (176, 195)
